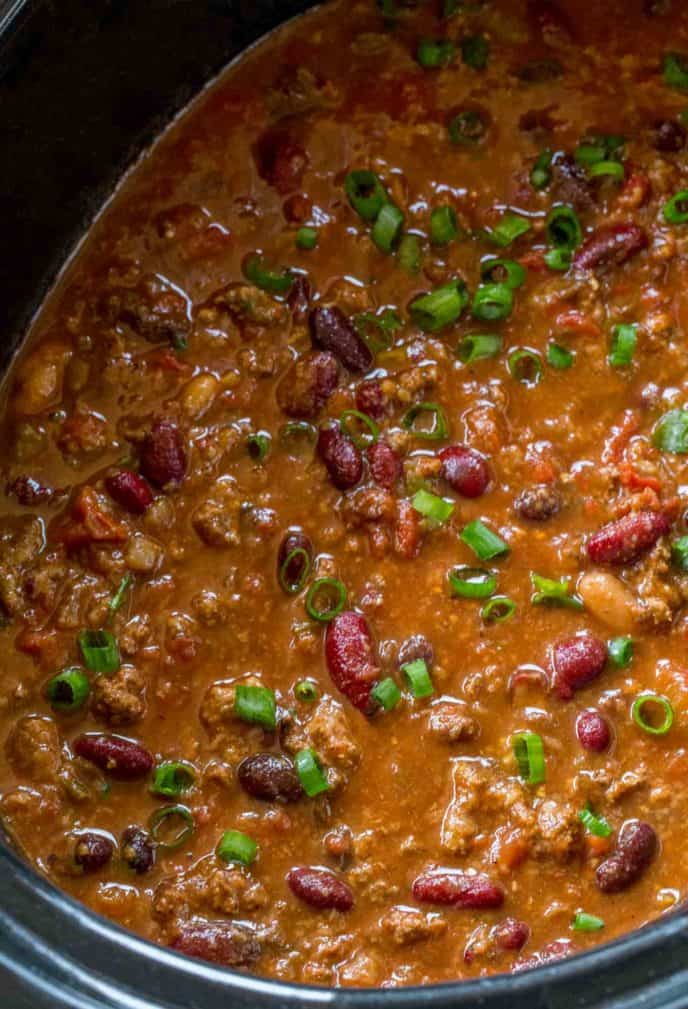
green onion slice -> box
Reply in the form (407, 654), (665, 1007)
(397, 233), (423, 274)
(430, 206), (460, 245)
(278, 547), (311, 595)
(410, 280), (468, 332)
(448, 109), (489, 146)
(296, 226), (319, 250)
(295, 679), (319, 703)
(508, 348), (543, 386)
(461, 519), (509, 560)
(354, 309), (402, 352)
(546, 205), (582, 251)
(631, 693), (674, 736)
(46, 667), (90, 713)
(487, 213), (531, 248)
(417, 38), (455, 69)
(481, 596), (516, 623)
(531, 149), (553, 190)
(411, 489), (455, 526)
(671, 535), (688, 570)
(216, 829), (258, 866)
(547, 342), (575, 370)
(344, 170), (388, 222)
(513, 731), (545, 785)
(609, 323), (637, 368)
(544, 248), (572, 272)
(589, 161), (625, 182)
(402, 658), (434, 699)
(401, 402), (449, 440)
(449, 566), (497, 599)
(664, 52), (688, 92)
(234, 684), (277, 731)
(652, 408), (688, 454)
(663, 190), (688, 225)
(530, 572), (583, 610)
(372, 202), (405, 253)
(372, 677), (402, 711)
(150, 760), (196, 798)
(579, 805), (612, 838)
(305, 578), (347, 623)
(457, 333), (502, 364)
(608, 636), (634, 668)
(247, 431), (271, 461)
(280, 421), (317, 446)
(149, 804), (195, 850)
(575, 134), (624, 167)
(472, 283), (513, 321)
(572, 912), (604, 933)
(295, 748), (329, 797)
(242, 253), (293, 295)
(480, 257), (526, 289)
(108, 574), (132, 620)
(340, 409), (380, 449)
(461, 34), (489, 70)
(78, 629), (120, 675)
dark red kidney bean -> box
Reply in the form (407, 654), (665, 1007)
(587, 509), (671, 565)
(170, 922), (262, 967)
(552, 633), (607, 700)
(596, 820), (658, 893)
(514, 938), (576, 972)
(317, 425), (363, 490)
(283, 193), (313, 224)
(121, 825), (156, 874)
(277, 529), (313, 589)
(412, 870), (504, 909)
(652, 119), (686, 152)
(514, 484), (561, 521)
(105, 470), (154, 515)
(139, 418), (186, 489)
(276, 351), (338, 419)
(238, 753), (303, 803)
(73, 733), (154, 780)
(367, 441), (402, 490)
(573, 223), (648, 272)
(439, 445), (490, 499)
(287, 866), (354, 911)
(6, 475), (56, 506)
(492, 918), (530, 951)
(398, 634), (434, 670)
(254, 128), (309, 195)
(287, 275), (312, 322)
(325, 610), (380, 712)
(309, 305), (373, 373)
(73, 832), (114, 873)
(575, 709), (611, 752)
(356, 379), (385, 420)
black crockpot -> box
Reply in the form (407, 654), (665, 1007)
(2, 1), (688, 1005)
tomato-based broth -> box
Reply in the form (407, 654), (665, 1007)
(3, 0), (688, 988)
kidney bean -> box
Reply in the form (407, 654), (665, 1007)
(121, 825), (156, 874)
(367, 441), (402, 490)
(575, 709), (611, 752)
(171, 922), (262, 967)
(412, 869), (504, 909)
(586, 509), (671, 566)
(325, 610), (380, 712)
(356, 379), (385, 420)
(596, 820), (658, 893)
(139, 418), (186, 489)
(6, 475), (57, 506)
(277, 529), (313, 591)
(492, 917), (530, 951)
(287, 866), (354, 911)
(552, 633), (607, 700)
(309, 305), (373, 373)
(276, 351), (339, 419)
(398, 634), (434, 670)
(439, 445), (490, 499)
(394, 499), (422, 559)
(73, 733), (154, 780)
(287, 275), (311, 322)
(514, 938), (576, 972)
(513, 484), (561, 521)
(652, 119), (686, 152)
(105, 470), (154, 515)
(74, 831), (114, 873)
(283, 193), (313, 224)
(238, 753), (304, 803)
(573, 223), (648, 272)
(254, 127), (309, 195)
(317, 425), (363, 490)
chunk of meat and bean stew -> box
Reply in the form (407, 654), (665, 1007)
(2, 0), (688, 989)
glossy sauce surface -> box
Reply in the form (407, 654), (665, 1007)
(2, 0), (688, 988)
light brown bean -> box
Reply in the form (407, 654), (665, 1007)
(578, 570), (636, 632)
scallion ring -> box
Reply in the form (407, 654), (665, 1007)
(354, 309), (402, 352)
(609, 323), (637, 368)
(402, 659), (434, 699)
(397, 233), (423, 274)
(481, 596), (516, 623)
(279, 547), (311, 595)
(305, 578), (347, 623)
(448, 109), (488, 146)
(216, 829), (258, 866)
(150, 761), (196, 799)
(149, 804), (195, 851)
(430, 205), (460, 245)
(513, 731), (545, 785)
(449, 566), (497, 600)
(487, 213), (531, 248)
(480, 257), (526, 289)
(372, 202), (404, 254)
(411, 489), (454, 526)
(372, 677), (402, 711)
(508, 348), (543, 387)
(546, 205), (582, 251)
(417, 38), (455, 69)
(588, 160), (625, 182)
(294, 679), (319, 703)
(344, 170), (388, 222)
(234, 684), (277, 731)
(401, 401), (449, 440)
(457, 333), (502, 364)
(410, 280), (468, 332)
(572, 912), (604, 933)
(472, 283), (513, 321)
(663, 190), (688, 225)
(46, 667), (90, 713)
(242, 253), (294, 295)
(78, 629), (120, 674)
(663, 52), (688, 92)
(340, 409), (380, 449)
(247, 431), (271, 461)
(461, 519), (509, 560)
(294, 748), (329, 797)
(547, 342), (574, 370)
(530, 149), (553, 190)
(544, 248), (572, 272)
(631, 693), (674, 736)
(579, 805), (612, 838)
